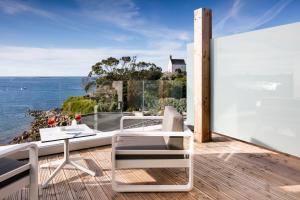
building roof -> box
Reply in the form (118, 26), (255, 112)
(170, 58), (186, 65)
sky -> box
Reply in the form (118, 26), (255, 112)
(0, 0), (299, 76)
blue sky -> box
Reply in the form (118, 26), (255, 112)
(0, 0), (299, 76)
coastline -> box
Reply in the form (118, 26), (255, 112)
(10, 109), (72, 144)
(0, 76), (86, 144)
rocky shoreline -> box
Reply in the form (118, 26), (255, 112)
(10, 109), (72, 144)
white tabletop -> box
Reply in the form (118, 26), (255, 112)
(40, 124), (96, 143)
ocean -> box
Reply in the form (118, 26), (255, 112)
(0, 77), (86, 144)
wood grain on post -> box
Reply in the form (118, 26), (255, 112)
(194, 8), (212, 142)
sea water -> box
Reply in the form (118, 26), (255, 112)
(0, 77), (85, 144)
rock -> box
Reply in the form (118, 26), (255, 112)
(10, 108), (72, 144)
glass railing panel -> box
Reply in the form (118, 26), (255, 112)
(125, 80), (143, 112)
(76, 80), (124, 131)
(143, 80), (160, 113)
(0, 78), (187, 144)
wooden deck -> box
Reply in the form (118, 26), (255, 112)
(4, 134), (300, 200)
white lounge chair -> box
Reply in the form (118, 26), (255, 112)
(0, 143), (38, 200)
(112, 106), (193, 192)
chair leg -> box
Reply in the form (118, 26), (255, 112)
(111, 156), (193, 192)
(30, 180), (39, 200)
(112, 180), (193, 192)
(112, 166), (193, 192)
(29, 146), (39, 200)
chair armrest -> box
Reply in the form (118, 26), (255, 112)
(0, 143), (38, 184)
(0, 143), (38, 158)
(120, 116), (163, 131)
(112, 130), (193, 151)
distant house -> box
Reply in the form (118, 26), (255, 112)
(167, 55), (186, 72)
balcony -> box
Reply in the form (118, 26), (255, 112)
(4, 133), (300, 200)
(1, 4), (300, 200)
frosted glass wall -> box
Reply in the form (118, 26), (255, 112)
(212, 22), (300, 156)
(186, 43), (194, 126)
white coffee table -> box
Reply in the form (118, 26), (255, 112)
(40, 124), (96, 188)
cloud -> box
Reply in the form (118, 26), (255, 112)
(0, 0), (191, 48)
(214, 0), (293, 37)
(110, 35), (132, 42)
(214, 0), (243, 35)
(239, 0), (294, 31)
(0, 0), (190, 76)
(0, 0), (53, 18)
(76, 0), (191, 42)
(148, 40), (184, 51)
(0, 0), (89, 32)
(0, 45), (186, 76)
(77, 0), (141, 27)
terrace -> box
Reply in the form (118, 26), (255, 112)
(1, 7), (300, 200)
(4, 133), (300, 200)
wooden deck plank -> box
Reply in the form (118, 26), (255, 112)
(92, 144), (212, 200)
(47, 155), (74, 200)
(194, 157), (283, 200)
(58, 153), (92, 200)
(197, 148), (300, 200)
(81, 149), (126, 200)
(88, 147), (133, 200)
(3, 134), (300, 200)
(71, 150), (110, 200)
(39, 156), (57, 200)
(216, 139), (300, 179)
(192, 162), (252, 200)
(196, 137), (300, 185)
(196, 146), (286, 199)
(134, 169), (212, 200)
(228, 138), (300, 170)
(194, 139), (300, 200)
(198, 138), (300, 187)
(90, 148), (149, 200)
(165, 168), (234, 200)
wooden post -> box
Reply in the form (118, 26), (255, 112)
(194, 8), (212, 142)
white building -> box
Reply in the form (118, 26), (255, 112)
(167, 55), (186, 72)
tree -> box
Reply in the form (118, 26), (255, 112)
(85, 56), (163, 111)
(86, 56), (162, 91)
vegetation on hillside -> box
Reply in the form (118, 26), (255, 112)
(66, 56), (187, 114)
(62, 96), (97, 115)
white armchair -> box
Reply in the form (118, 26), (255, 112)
(0, 143), (38, 200)
(112, 106), (193, 192)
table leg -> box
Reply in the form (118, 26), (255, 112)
(64, 139), (70, 162)
(42, 139), (95, 188)
(69, 160), (96, 176)
(42, 139), (69, 188)
(42, 160), (66, 188)
(40, 159), (63, 168)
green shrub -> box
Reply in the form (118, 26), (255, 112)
(158, 98), (186, 113)
(62, 95), (119, 115)
(62, 96), (97, 115)
(169, 78), (186, 98)
(97, 98), (118, 112)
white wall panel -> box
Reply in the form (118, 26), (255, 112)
(186, 43), (194, 126)
(212, 22), (300, 156)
